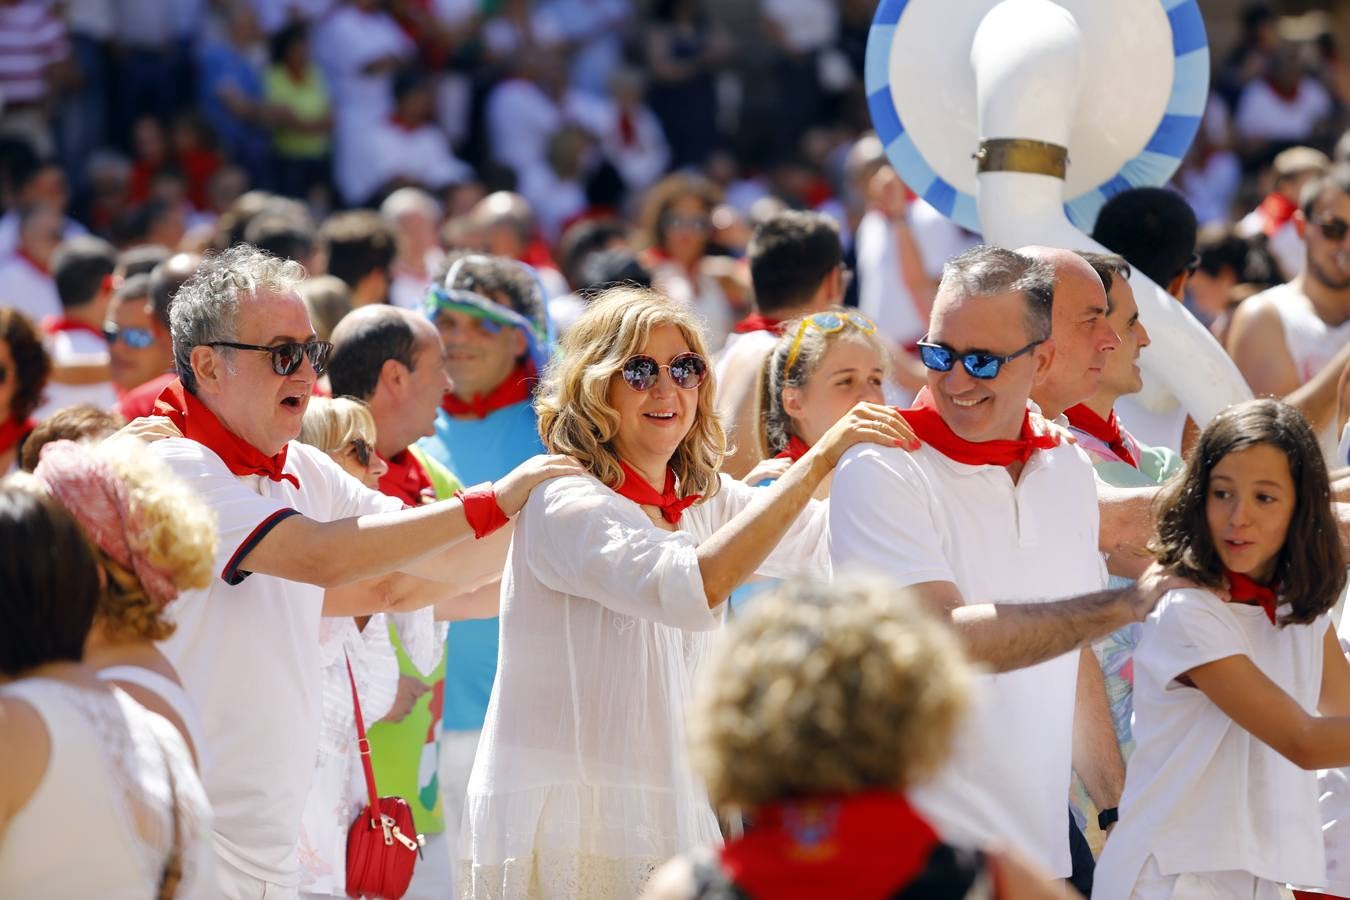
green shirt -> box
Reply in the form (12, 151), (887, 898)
(264, 63), (330, 159)
(366, 447), (462, 833)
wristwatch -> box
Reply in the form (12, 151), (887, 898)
(1098, 807), (1119, 831)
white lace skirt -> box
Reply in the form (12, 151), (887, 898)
(458, 781), (722, 900)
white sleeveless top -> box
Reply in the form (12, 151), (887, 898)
(1266, 282), (1350, 463)
(99, 665), (212, 777)
(0, 679), (216, 899)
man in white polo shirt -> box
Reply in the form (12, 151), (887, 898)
(144, 244), (577, 899)
(829, 245), (1189, 878)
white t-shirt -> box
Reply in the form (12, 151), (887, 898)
(462, 473), (830, 898)
(354, 119), (473, 207)
(151, 438), (403, 886)
(1093, 590), (1328, 897)
(829, 441), (1106, 876)
(855, 209), (925, 346)
(1235, 77), (1333, 142)
(0, 253), (59, 324)
(33, 326), (117, 420)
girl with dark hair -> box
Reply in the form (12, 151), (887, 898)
(0, 477), (213, 896)
(0, 307), (51, 472)
(1093, 399), (1350, 899)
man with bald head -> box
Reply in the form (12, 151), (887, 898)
(830, 245), (1191, 881)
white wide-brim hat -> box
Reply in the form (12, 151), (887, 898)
(865, 0), (1210, 234)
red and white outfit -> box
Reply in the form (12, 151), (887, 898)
(1093, 590), (1329, 898)
(829, 402), (1105, 876)
(35, 315), (117, 420)
(147, 382), (403, 896)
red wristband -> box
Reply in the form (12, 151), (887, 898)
(456, 483), (509, 540)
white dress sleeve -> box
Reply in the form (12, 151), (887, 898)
(390, 609), (446, 677)
(1142, 589), (1249, 688)
(520, 475), (718, 631)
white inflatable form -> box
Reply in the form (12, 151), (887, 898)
(968, 0), (1250, 425)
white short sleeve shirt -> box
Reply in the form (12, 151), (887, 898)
(829, 442), (1106, 876)
(150, 439), (403, 886)
(1093, 590), (1328, 896)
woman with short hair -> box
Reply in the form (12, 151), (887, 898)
(458, 286), (914, 899)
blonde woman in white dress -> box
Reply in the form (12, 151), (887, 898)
(458, 286), (915, 899)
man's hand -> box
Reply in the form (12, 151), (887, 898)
(493, 454), (587, 516)
(1126, 562), (1219, 621)
(107, 415), (182, 448)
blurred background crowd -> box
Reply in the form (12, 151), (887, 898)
(0, 0), (1343, 361)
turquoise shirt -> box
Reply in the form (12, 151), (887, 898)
(418, 401), (546, 732)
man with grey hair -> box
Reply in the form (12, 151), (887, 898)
(140, 244), (578, 898)
(830, 245), (1193, 882)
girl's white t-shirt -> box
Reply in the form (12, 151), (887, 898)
(1093, 589), (1329, 898)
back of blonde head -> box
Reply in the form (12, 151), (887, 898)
(299, 396), (378, 456)
(536, 286), (725, 500)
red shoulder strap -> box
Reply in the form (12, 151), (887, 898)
(345, 650), (381, 815)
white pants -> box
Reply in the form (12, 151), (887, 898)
(1126, 856), (1292, 900)
(402, 830), (455, 900)
(437, 729), (483, 897)
(217, 856), (300, 900)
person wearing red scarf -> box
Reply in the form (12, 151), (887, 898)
(831, 246), (1193, 882)
(643, 579), (1064, 900)
(133, 246), (580, 897)
(33, 235), (120, 419)
(460, 287), (915, 899)
(717, 211), (850, 479)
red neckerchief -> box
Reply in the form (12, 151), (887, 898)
(774, 435), (810, 462)
(1257, 191), (1298, 237)
(733, 313), (786, 335)
(614, 459), (700, 525)
(16, 247), (49, 276)
(897, 391), (1060, 467)
(1266, 76), (1301, 103)
(378, 448), (436, 507)
(0, 415), (35, 458)
(42, 316), (106, 340)
(441, 360), (537, 420)
(389, 114), (421, 132)
(153, 378), (300, 488)
(721, 791), (940, 899)
(1065, 403), (1139, 468)
(518, 238), (558, 273)
(1226, 569), (1280, 625)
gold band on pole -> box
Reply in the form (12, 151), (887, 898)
(973, 138), (1069, 179)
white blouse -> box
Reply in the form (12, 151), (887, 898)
(459, 473), (830, 900)
(297, 609), (446, 896)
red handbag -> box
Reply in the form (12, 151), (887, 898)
(344, 652), (425, 899)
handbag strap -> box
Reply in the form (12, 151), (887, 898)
(153, 727), (184, 900)
(345, 649), (381, 814)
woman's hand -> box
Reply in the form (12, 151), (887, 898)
(814, 402), (920, 467)
(494, 454), (588, 516)
(1028, 411), (1075, 445)
(108, 415), (182, 447)
(741, 457), (792, 485)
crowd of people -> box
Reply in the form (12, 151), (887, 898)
(1, 1), (1350, 899)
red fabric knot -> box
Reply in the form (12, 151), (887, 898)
(614, 460), (700, 525)
(153, 378), (300, 488)
(896, 390), (1060, 467)
(379, 449), (436, 506)
(33, 440), (180, 608)
(774, 435), (810, 463)
(1065, 403), (1139, 469)
(1256, 191), (1298, 237)
(1225, 569), (1280, 625)
(441, 360), (537, 420)
(733, 313), (787, 335)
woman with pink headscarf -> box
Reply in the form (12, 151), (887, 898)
(32, 439), (218, 770)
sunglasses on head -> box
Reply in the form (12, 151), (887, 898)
(620, 352), (708, 392)
(347, 437), (373, 468)
(917, 337), (1042, 380)
(1315, 216), (1350, 242)
(784, 311), (877, 373)
(104, 325), (156, 349)
(206, 339), (333, 377)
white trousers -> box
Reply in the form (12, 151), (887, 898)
(217, 855), (299, 900)
(1124, 856), (1293, 900)
(437, 729), (483, 898)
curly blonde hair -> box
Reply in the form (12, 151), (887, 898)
(689, 576), (971, 814)
(95, 441), (217, 642)
(535, 286), (725, 501)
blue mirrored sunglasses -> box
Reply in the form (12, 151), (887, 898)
(916, 338), (1042, 380)
(104, 325), (156, 349)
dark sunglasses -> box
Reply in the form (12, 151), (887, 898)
(205, 339), (333, 377)
(104, 325), (156, 349)
(620, 352), (708, 392)
(1315, 216), (1350, 242)
(347, 437), (373, 468)
(917, 338), (1042, 380)
(1185, 252), (1201, 276)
